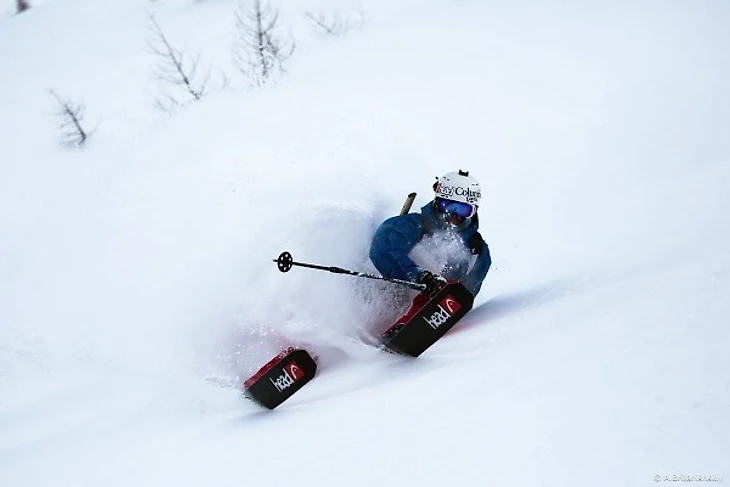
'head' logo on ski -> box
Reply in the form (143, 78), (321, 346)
(423, 295), (462, 330)
(270, 360), (305, 393)
(285, 361), (304, 381)
(440, 295), (462, 314)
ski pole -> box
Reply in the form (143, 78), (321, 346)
(400, 192), (417, 216)
(273, 251), (427, 292)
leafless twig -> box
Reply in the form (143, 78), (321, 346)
(232, 0), (295, 87)
(303, 9), (365, 37)
(147, 14), (209, 111)
(49, 90), (90, 147)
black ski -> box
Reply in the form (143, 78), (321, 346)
(243, 349), (317, 409)
(381, 282), (474, 357)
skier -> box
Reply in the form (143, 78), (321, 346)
(369, 170), (491, 298)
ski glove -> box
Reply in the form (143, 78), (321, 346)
(467, 232), (485, 255)
(418, 270), (447, 296)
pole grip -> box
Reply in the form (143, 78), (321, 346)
(400, 192), (417, 216)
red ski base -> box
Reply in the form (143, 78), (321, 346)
(243, 347), (295, 390)
(382, 292), (431, 338)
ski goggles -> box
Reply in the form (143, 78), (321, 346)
(434, 198), (476, 219)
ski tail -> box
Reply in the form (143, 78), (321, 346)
(243, 348), (318, 409)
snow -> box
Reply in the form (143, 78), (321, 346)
(1, 0), (729, 485)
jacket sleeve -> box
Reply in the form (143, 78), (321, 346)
(369, 214), (424, 283)
(461, 242), (491, 296)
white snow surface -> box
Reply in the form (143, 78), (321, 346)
(1, 0), (730, 485)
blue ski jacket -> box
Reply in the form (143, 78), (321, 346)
(369, 202), (491, 296)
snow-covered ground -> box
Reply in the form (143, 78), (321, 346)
(1, 0), (729, 485)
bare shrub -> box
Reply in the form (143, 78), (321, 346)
(303, 9), (365, 37)
(148, 15), (209, 112)
(49, 90), (91, 147)
(232, 0), (295, 87)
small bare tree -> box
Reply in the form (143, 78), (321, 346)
(148, 15), (209, 112)
(49, 90), (90, 147)
(16, 0), (30, 14)
(232, 0), (295, 87)
(303, 9), (365, 37)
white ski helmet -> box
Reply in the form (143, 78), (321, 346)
(434, 170), (481, 208)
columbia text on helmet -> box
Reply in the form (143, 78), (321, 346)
(434, 170), (482, 206)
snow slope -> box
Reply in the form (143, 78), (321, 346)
(1, 0), (729, 486)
